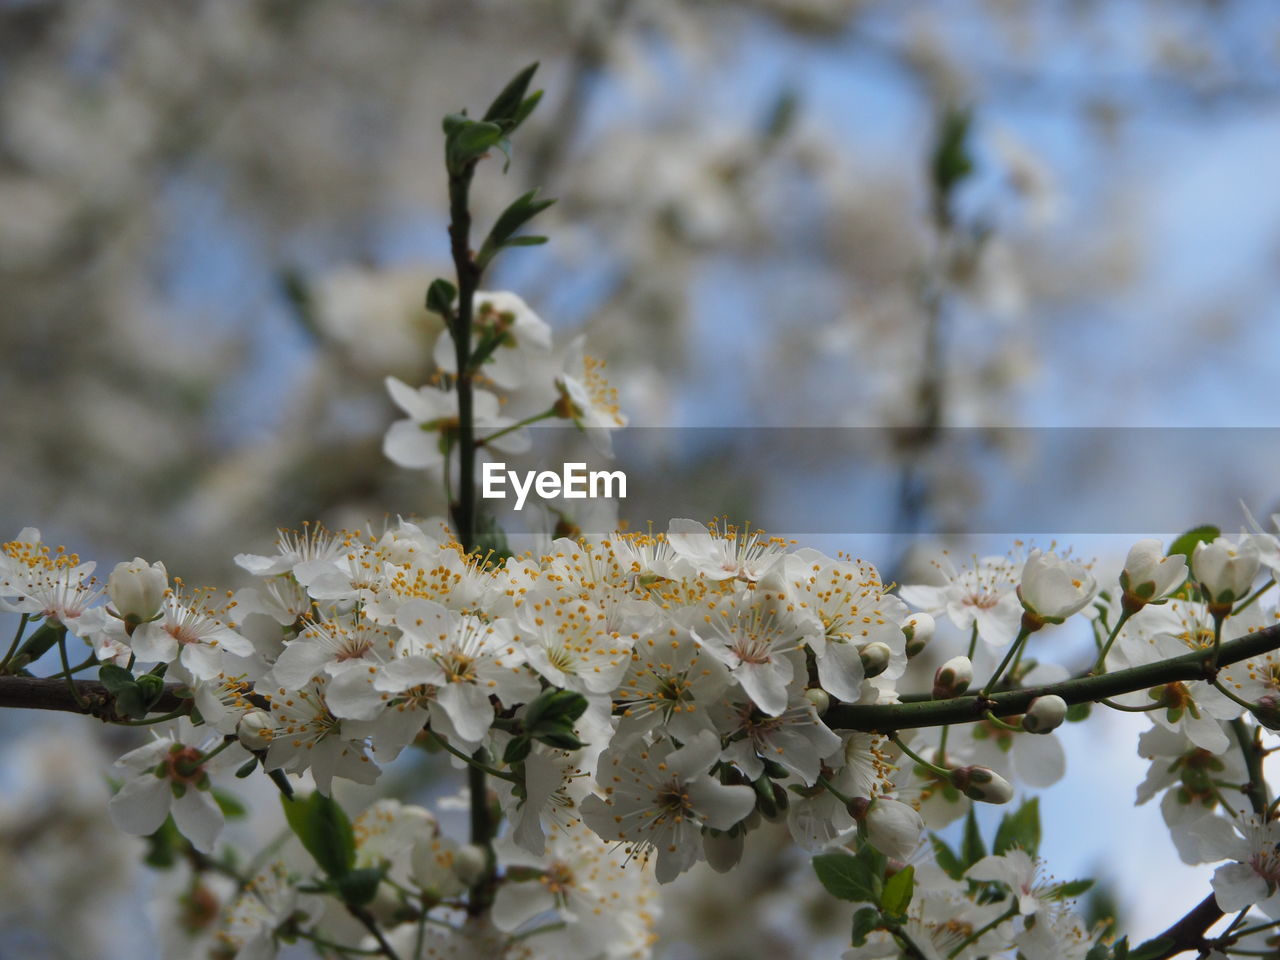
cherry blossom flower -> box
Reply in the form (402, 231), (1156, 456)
(581, 731), (755, 882)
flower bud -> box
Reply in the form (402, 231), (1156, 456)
(859, 641), (892, 678)
(1193, 537), (1260, 609)
(1253, 695), (1280, 731)
(932, 656), (972, 699)
(453, 843), (488, 887)
(865, 798), (924, 860)
(903, 613), (935, 658)
(804, 687), (830, 715)
(108, 558), (168, 626)
(1019, 549), (1097, 624)
(950, 765), (1013, 804)
(703, 828), (745, 874)
(1021, 695), (1067, 734)
(236, 709), (276, 750)
(1119, 539), (1187, 612)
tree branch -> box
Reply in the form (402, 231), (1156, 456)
(825, 625), (1280, 732)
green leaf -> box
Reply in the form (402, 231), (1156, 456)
(1050, 878), (1095, 900)
(1066, 702), (1092, 722)
(143, 816), (181, 869)
(446, 120), (505, 173)
(812, 851), (881, 904)
(1127, 937), (1174, 960)
(880, 865), (914, 916)
(993, 797), (1041, 856)
(1168, 525), (1219, 561)
(929, 834), (965, 880)
(483, 63), (539, 126)
(930, 105), (974, 202)
(333, 866), (386, 907)
(502, 736), (532, 765)
(504, 235), (548, 247)
(961, 806), (987, 867)
(425, 278), (457, 318)
(213, 789), (248, 820)
(235, 757), (259, 779)
(114, 684), (148, 719)
(850, 906), (880, 947)
(281, 792), (356, 878)
(99, 664), (136, 694)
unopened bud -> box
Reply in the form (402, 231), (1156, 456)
(950, 765), (1013, 804)
(703, 828), (745, 873)
(903, 613), (935, 658)
(932, 656), (972, 699)
(453, 843), (488, 887)
(859, 641), (892, 678)
(1254, 695), (1280, 731)
(804, 688), (830, 715)
(236, 709), (276, 750)
(865, 798), (924, 860)
(108, 558), (168, 627)
(1022, 695), (1067, 734)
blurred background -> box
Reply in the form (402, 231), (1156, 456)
(2, 0), (1280, 956)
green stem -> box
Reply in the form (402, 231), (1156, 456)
(479, 408), (556, 446)
(55, 627), (88, 711)
(0, 613), (29, 672)
(1230, 719), (1268, 816)
(1092, 608), (1132, 674)
(345, 904), (403, 960)
(824, 623), (1280, 733)
(1210, 612), (1226, 672)
(1212, 679), (1261, 714)
(446, 156), (480, 554)
(947, 904), (1018, 959)
(1234, 578), (1275, 617)
(112, 706), (192, 726)
(1099, 697), (1164, 713)
(982, 711), (1023, 733)
(816, 775), (855, 806)
(45, 653), (99, 680)
(890, 733), (951, 779)
(434, 734), (518, 783)
(980, 625), (1032, 699)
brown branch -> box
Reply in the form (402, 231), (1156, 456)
(0, 677), (186, 719)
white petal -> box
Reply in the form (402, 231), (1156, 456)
(109, 776), (172, 836)
(172, 788), (225, 853)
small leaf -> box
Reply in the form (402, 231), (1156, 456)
(1168, 525), (1220, 561)
(281, 792), (356, 878)
(850, 906), (880, 947)
(425, 278), (457, 318)
(993, 797), (1041, 856)
(503, 736), (532, 765)
(333, 866), (387, 907)
(881, 865), (914, 916)
(1127, 937), (1174, 960)
(483, 63), (539, 126)
(99, 664), (136, 695)
(213, 789), (248, 820)
(961, 806), (987, 867)
(1066, 702), (1091, 722)
(1051, 878), (1095, 900)
(812, 851), (880, 904)
(929, 834), (965, 880)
